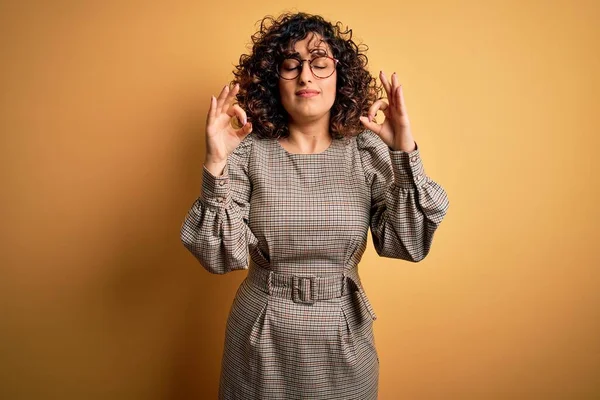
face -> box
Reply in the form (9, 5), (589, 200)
(277, 33), (337, 124)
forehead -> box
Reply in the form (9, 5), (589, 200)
(286, 32), (331, 55)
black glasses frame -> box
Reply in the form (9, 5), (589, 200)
(277, 55), (340, 80)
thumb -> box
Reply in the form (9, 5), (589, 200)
(235, 121), (253, 139)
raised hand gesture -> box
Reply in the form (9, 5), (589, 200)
(204, 84), (253, 174)
(359, 71), (416, 152)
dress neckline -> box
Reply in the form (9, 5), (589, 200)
(274, 137), (336, 156)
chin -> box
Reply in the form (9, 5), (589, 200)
(291, 107), (332, 120)
(290, 114), (328, 124)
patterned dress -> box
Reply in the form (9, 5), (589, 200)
(180, 129), (450, 399)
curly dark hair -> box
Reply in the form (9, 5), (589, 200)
(231, 12), (383, 139)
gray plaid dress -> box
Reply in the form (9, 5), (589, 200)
(180, 129), (450, 399)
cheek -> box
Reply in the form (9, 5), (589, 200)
(325, 80), (337, 103)
(279, 84), (295, 102)
(278, 84), (296, 114)
(278, 84), (289, 104)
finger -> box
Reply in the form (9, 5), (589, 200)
(379, 72), (393, 107)
(367, 99), (389, 122)
(226, 103), (248, 126)
(207, 95), (217, 126)
(380, 71), (394, 107)
(234, 121), (253, 139)
(359, 116), (382, 134)
(216, 85), (230, 114)
(395, 85), (406, 115)
(222, 83), (240, 115)
(379, 70), (392, 97)
(391, 72), (399, 94)
(391, 72), (401, 107)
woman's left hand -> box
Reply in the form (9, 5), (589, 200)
(359, 71), (416, 152)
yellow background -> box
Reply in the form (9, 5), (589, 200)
(1, 0), (599, 398)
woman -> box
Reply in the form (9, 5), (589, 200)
(181, 12), (450, 399)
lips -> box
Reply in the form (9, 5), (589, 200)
(295, 89), (320, 97)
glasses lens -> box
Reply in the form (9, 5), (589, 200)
(279, 58), (301, 79)
(311, 56), (335, 78)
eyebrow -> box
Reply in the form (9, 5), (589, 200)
(310, 48), (328, 55)
(284, 48), (329, 58)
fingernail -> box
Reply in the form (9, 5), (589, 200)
(368, 115), (372, 122)
(243, 117), (247, 125)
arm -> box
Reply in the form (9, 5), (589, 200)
(358, 130), (449, 262)
(180, 134), (256, 274)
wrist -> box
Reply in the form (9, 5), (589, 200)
(392, 138), (416, 152)
(204, 160), (227, 177)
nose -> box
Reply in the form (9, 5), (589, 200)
(298, 60), (313, 84)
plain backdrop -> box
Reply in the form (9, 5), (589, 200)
(1, 0), (599, 399)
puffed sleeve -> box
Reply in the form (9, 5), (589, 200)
(180, 133), (256, 274)
(357, 129), (450, 262)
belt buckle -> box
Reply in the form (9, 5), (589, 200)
(292, 275), (317, 305)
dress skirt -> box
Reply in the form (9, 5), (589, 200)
(218, 265), (380, 399)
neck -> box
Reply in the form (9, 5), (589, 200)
(284, 115), (332, 154)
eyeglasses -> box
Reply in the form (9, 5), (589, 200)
(277, 55), (339, 80)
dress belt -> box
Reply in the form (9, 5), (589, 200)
(247, 259), (377, 320)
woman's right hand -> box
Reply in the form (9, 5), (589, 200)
(204, 83), (253, 173)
